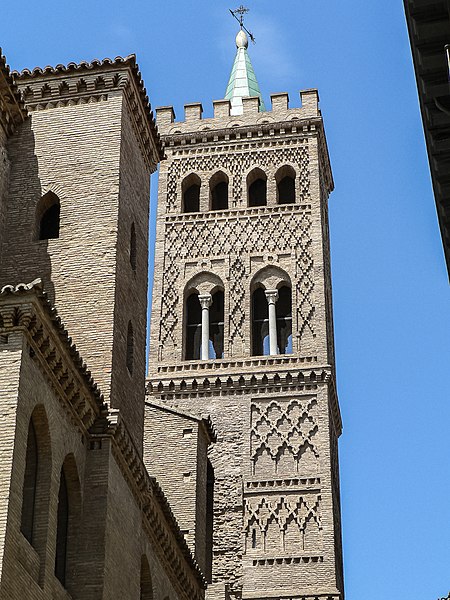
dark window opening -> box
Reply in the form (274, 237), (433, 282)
(130, 223), (137, 271)
(211, 181), (228, 210)
(184, 184), (200, 212)
(248, 178), (267, 207)
(252, 287), (269, 356)
(276, 286), (292, 354)
(39, 203), (60, 240)
(21, 419), (38, 544)
(205, 459), (214, 583)
(55, 469), (69, 586)
(209, 290), (224, 359)
(277, 176), (295, 204)
(126, 322), (134, 375)
(185, 293), (202, 360)
(140, 556), (154, 600)
(252, 528), (257, 548)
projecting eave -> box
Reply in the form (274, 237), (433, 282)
(0, 48), (27, 137)
(404, 0), (450, 279)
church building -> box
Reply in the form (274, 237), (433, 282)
(0, 14), (344, 600)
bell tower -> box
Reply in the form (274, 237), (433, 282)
(147, 22), (344, 600)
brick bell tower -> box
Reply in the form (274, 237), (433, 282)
(147, 21), (344, 600)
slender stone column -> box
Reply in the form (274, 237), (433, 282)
(265, 289), (279, 356)
(199, 293), (212, 360)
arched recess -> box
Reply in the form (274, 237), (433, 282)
(247, 168), (267, 207)
(55, 454), (81, 593)
(36, 191), (60, 240)
(140, 555), (154, 599)
(182, 173), (201, 213)
(210, 171), (229, 210)
(184, 272), (225, 360)
(276, 165), (296, 204)
(251, 267), (292, 356)
(21, 405), (52, 571)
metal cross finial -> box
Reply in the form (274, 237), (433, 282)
(229, 5), (256, 43)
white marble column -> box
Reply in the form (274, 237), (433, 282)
(199, 293), (212, 360)
(265, 289), (279, 356)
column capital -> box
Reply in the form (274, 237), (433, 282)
(198, 293), (212, 309)
(264, 289), (279, 305)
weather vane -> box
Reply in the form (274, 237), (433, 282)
(229, 5), (256, 43)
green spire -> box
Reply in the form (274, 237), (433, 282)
(225, 30), (266, 115)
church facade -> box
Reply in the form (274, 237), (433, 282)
(0, 24), (344, 600)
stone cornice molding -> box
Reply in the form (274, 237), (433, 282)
(0, 48), (27, 137)
(146, 363), (342, 436)
(165, 202), (312, 221)
(0, 280), (106, 433)
(102, 410), (206, 600)
(13, 54), (163, 170)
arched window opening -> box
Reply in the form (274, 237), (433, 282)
(247, 169), (267, 207)
(205, 459), (214, 583)
(55, 468), (69, 586)
(21, 419), (38, 543)
(130, 223), (137, 271)
(185, 293), (202, 360)
(127, 321), (134, 375)
(252, 287), (269, 356)
(55, 455), (81, 591)
(182, 174), (201, 213)
(140, 556), (154, 600)
(209, 290), (224, 359)
(38, 192), (60, 240)
(276, 286), (293, 354)
(276, 166), (296, 204)
(210, 172), (229, 210)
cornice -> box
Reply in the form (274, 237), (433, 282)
(13, 54), (163, 169)
(0, 48), (27, 137)
(146, 362), (342, 437)
(0, 280), (106, 433)
(162, 117), (324, 151)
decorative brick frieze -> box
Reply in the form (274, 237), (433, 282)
(0, 49), (26, 137)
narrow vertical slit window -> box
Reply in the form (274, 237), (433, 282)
(37, 191), (61, 240)
(55, 468), (69, 586)
(140, 555), (154, 599)
(21, 419), (38, 543)
(205, 459), (214, 583)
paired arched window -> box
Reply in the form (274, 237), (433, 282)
(21, 406), (52, 563)
(276, 165), (296, 204)
(247, 168), (267, 207)
(185, 290), (224, 360)
(251, 281), (293, 356)
(140, 555), (154, 599)
(182, 174), (201, 213)
(37, 191), (60, 240)
(210, 172), (229, 210)
(55, 455), (81, 591)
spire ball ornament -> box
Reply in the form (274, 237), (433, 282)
(236, 30), (249, 49)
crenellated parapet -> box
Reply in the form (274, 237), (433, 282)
(157, 89), (321, 135)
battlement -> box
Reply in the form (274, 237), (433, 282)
(156, 89), (321, 136)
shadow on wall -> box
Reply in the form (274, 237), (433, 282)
(1, 119), (55, 302)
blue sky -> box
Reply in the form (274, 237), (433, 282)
(2, 1), (449, 598)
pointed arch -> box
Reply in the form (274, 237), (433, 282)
(276, 165), (296, 204)
(182, 173), (201, 213)
(210, 171), (229, 210)
(247, 168), (267, 207)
